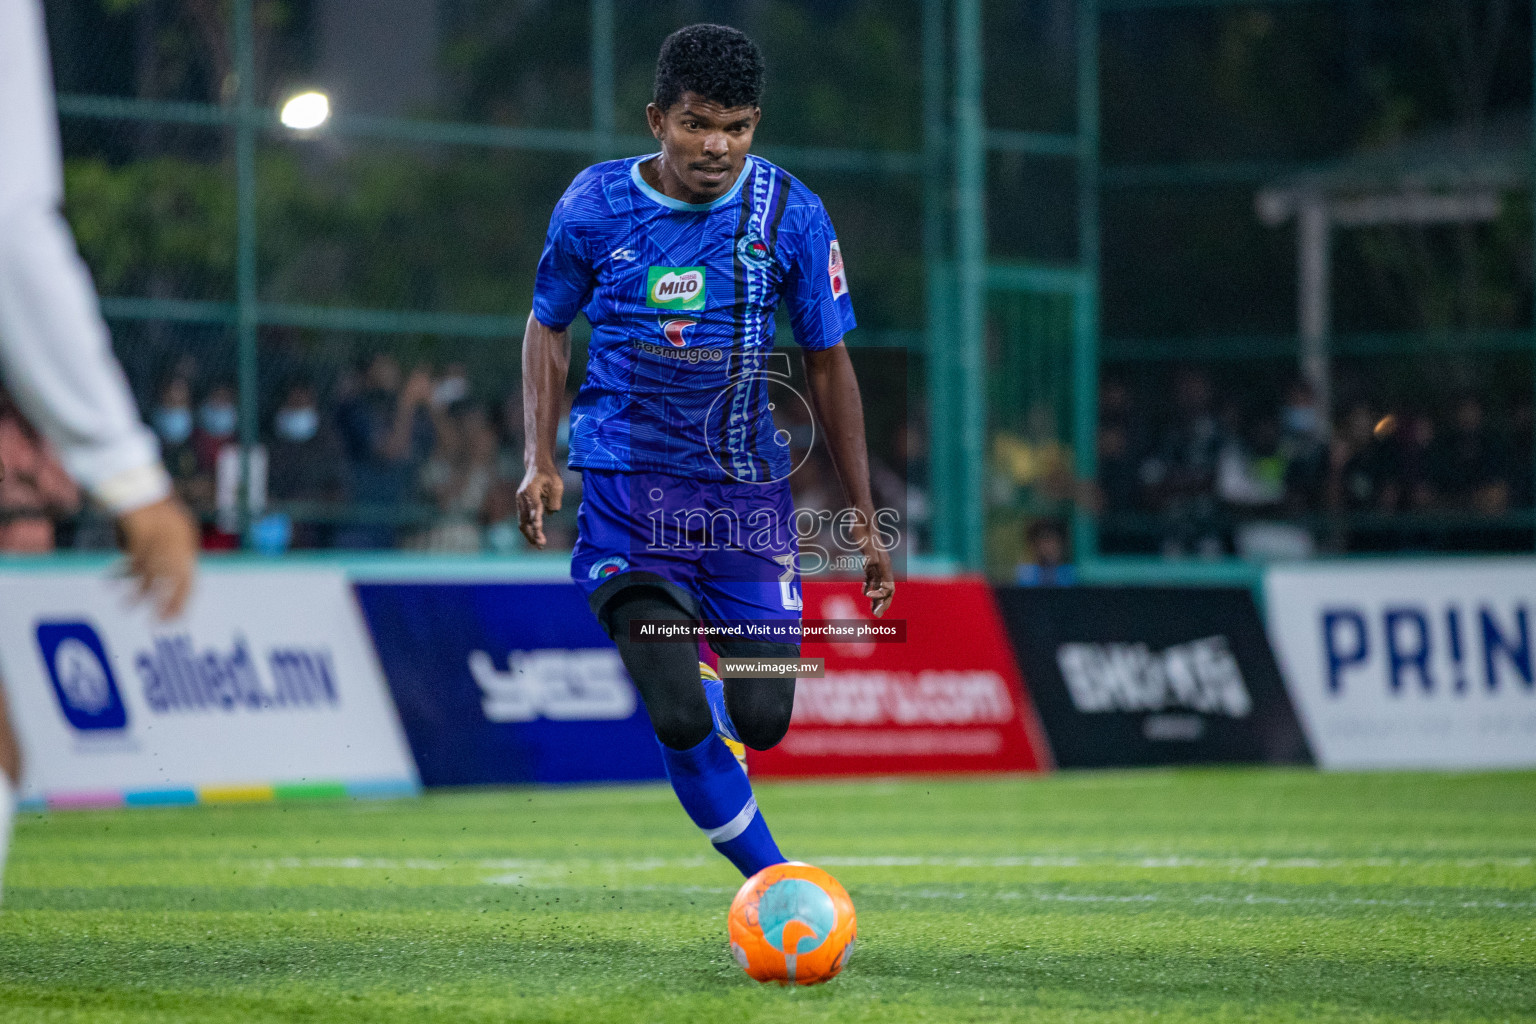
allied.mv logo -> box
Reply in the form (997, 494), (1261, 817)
(36, 621), (128, 731)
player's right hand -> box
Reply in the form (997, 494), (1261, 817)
(116, 496), (198, 620)
(516, 465), (564, 549)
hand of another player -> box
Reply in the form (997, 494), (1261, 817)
(516, 464), (564, 549)
(117, 496), (199, 620)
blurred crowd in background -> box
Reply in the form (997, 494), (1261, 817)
(1002, 367), (1536, 574)
(0, 353), (924, 561)
(146, 354), (533, 555)
(0, 355), (525, 557)
(1099, 370), (1534, 557)
(5, 351), (1532, 572)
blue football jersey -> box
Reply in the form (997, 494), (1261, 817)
(532, 154), (856, 483)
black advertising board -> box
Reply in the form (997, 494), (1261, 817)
(995, 587), (1312, 768)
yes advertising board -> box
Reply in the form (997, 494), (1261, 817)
(1265, 560), (1536, 769)
(996, 587), (1311, 768)
(0, 569), (418, 806)
(353, 582), (664, 785)
(748, 580), (1051, 777)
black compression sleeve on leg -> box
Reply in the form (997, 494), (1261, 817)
(713, 639), (799, 751)
(606, 586), (714, 751)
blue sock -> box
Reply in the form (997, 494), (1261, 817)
(658, 732), (784, 877)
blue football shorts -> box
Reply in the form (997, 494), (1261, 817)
(571, 468), (804, 636)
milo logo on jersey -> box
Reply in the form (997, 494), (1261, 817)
(647, 266), (706, 311)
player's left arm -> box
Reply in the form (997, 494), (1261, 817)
(802, 343), (894, 618)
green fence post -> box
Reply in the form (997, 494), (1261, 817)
(233, 0), (258, 544)
(923, 0), (953, 561)
(591, 0), (615, 161)
(1071, 0), (1102, 565)
(953, 0), (986, 571)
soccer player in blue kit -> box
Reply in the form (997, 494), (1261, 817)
(517, 24), (894, 878)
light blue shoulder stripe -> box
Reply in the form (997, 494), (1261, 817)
(629, 155), (754, 212)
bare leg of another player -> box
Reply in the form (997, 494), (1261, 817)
(0, 680), (20, 903)
(0, 0), (201, 906)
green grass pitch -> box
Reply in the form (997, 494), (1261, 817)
(1, 769), (1532, 1022)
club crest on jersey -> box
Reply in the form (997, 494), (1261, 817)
(736, 228), (773, 269)
(661, 318), (696, 347)
(647, 266), (706, 311)
(588, 555), (629, 580)
(828, 239), (848, 299)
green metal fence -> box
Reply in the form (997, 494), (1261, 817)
(56, 0), (936, 553)
(50, 0), (1536, 571)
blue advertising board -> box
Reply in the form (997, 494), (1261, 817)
(353, 582), (664, 785)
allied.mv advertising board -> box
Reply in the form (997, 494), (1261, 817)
(1265, 559), (1536, 769)
(0, 568), (418, 806)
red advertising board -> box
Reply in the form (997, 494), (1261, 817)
(747, 579), (1052, 777)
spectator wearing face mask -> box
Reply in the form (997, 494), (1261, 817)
(268, 381), (348, 549)
(193, 383), (239, 471)
(1279, 380), (1328, 512)
(151, 376), (212, 515)
(187, 382), (251, 549)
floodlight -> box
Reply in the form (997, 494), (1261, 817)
(279, 91), (330, 130)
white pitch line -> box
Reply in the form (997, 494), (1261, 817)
(253, 854), (1534, 873)
(258, 856), (711, 873)
(241, 857), (1535, 910)
(900, 889), (1536, 911)
(814, 855), (1535, 870)
(466, 881), (1535, 911)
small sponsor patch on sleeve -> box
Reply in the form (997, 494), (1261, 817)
(828, 240), (848, 299)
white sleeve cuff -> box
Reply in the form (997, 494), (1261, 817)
(90, 462), (173, 515)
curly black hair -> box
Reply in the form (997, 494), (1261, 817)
(652, 24), (765, 112)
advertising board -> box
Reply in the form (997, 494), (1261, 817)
(0, 568), (418, 807)
(354, 582), (665, 785)
(997, 587), (1311, 768)
(747, 579), (1050, 777)
(1265, 560), (1536, 769)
